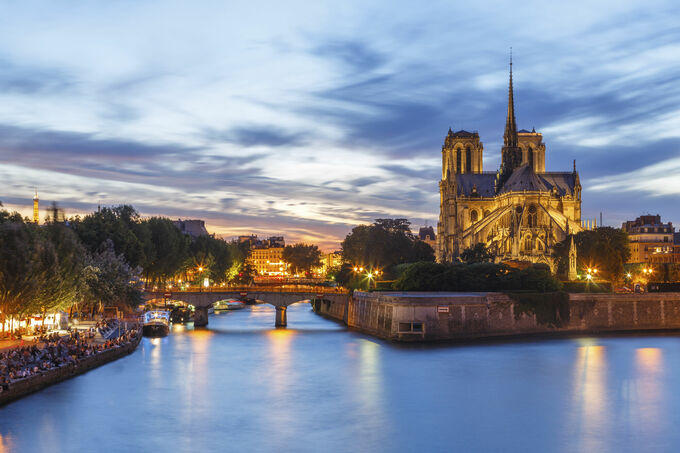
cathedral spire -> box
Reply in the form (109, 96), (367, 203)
(497, 50), (523, 192)
(504, 50), (518, 148)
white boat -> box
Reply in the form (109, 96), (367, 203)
(143, 310), (170, 336)
(213, 300), (246, 311)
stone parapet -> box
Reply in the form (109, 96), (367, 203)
(312, 291), (680, 342)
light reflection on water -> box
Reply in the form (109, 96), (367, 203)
(2, 304), (680, 452)
(570, 345), (608, 452)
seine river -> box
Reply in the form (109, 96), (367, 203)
(2, 303), (680, 452)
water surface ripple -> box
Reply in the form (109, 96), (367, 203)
(2, 303), (680, 452)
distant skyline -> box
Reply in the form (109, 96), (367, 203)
(1, 0), (680, 250)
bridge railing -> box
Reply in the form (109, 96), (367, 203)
(144, 285), (346, 295)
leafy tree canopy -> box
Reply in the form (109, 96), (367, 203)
(460, 243), (494, 264)
(393, 262), (561, 293)
(341, 218), (434, 270)
(553, 227), (630, 281)
(283, 243), (322, 275)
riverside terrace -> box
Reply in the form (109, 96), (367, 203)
(144, 289), (348, 327)
(0, 327), (141, 405)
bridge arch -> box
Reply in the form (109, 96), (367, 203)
(143, 291), (346, 328)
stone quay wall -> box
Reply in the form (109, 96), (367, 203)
(0, 333), (142, 406)
(312, 292), (680, 342)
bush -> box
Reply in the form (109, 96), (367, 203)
(392, 262), (562, 293)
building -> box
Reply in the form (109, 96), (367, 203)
(317, 251), (343, 276)
(174, 219), (209, 238)
(622, 215), (675, 264)
(418, 226), (436, 250)
(436, 60), (582, 270)
(245, 235), (289, 276)
(248, 246), (288, 276)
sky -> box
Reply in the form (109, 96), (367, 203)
(1, 0), (680, 250)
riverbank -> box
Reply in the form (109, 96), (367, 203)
(0, 331), (142, 407)
(312, 291), (680, 342)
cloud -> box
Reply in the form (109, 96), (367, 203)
(311, 39), (386, 72)
(0, 57), (75, 95)
(1, 0), (680, 248)
(203, 125), (310, 148)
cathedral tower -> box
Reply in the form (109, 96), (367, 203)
(441, 129), (483, 179)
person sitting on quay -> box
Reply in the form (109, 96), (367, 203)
(0, 326), (138, 389)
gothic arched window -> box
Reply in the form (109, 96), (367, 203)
(456, 149), (462, 173)
(528, 146), (534, 169)
(524, 235), (533, 252)
(465, 146), (472, 173)
(483, 210), (490, 219)
(528, 205), (538, 228)
(470, 210), (478, 224)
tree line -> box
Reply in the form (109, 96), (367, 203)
(0, 203), (251, 327)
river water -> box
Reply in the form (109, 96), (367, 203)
(2, 303), (680, 452)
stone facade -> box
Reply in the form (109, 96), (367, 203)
(437, 62), (582, 270)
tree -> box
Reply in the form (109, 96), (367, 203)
(33, 211), (87, 314)
(143, 217), (190, 286)
(283, 243), (322, 275)
(392, 262), (561, 292)
(553, 227), (630, 281)
(71, 205), (149, 269)
(0, 220), (42, 329)
(232, 262), (256, 286)
(460, 243), (494, 264)
(189, 235), (232, 284)
(83, 240), (143, 309)
(341, 218), (434, 270)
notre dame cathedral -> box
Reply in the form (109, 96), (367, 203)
(436, 61), (583, 270)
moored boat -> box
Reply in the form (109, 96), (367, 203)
(213, 300), (246, 311)
(170, 306), (194, 324)
(143, 310), (170, 336)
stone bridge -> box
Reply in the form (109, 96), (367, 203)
(144, 290), (348, 327)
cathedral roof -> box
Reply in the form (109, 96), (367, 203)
(499, 164), (550, 193)
(449, 129), (478, 138)
(539, 172), (578, 196)
(454, 167), (577, 197)
(455, 173), (497, 197)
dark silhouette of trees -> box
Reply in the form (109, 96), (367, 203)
(460, 243), (494, 264)
(283, 243), (322, 275)
(553, 227), (630, 281)
(341, 218), (434, 269)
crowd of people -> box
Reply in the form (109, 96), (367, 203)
(0, 327), (139, 393)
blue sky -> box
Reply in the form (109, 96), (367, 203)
(1, 0), (679, 249)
